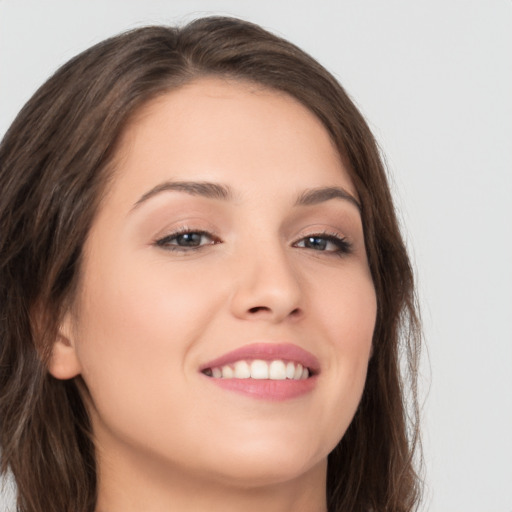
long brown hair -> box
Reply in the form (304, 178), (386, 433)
(0, 16), (422, 512)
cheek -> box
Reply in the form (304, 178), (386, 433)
(336, 276), (376, 382)
(79, 251), (219, 340)
(310, 267), (376, 420)
(315, 263), (376, 351)
(70, 256), (232, 458)
(72, 254), (224, 405)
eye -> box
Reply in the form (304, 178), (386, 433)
(155, 229), (219, 251)
(294, 233), (352, 255)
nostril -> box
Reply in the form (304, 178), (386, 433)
(247, 306), (302, 318)
(248, 306), (270, 314)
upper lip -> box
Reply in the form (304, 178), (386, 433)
(199, 343), (321, 375)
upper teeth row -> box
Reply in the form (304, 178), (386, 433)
(208, 360), (309, 380)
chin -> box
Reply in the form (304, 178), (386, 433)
(191, 431), (331, 489)
(203, 451), (326, 490)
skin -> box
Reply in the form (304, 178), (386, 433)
(50, 77), (377, 512)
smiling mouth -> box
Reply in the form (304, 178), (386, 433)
(202, 359), (311, 380)
(200, 344), (319, 400)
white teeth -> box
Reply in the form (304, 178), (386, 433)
(250, 360), (269, 379)
(207, 359), (311, 381)
(234, 360), (251, 379)
(285, 361), (296, 379)
(221, 365), (234, 378)
(269, 360), (287, 380)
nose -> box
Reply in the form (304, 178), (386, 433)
(229, 242), (303, 323)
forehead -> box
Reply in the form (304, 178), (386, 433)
(109, 77), (356, 207)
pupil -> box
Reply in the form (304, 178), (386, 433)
(306, 237), (327, 250)
(177, 233), (202, 246)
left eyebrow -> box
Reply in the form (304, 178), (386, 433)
(294, 186), (361, 211)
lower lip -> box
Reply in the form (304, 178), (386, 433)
(204, 375), (318, 401)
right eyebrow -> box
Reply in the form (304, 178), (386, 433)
(130, 180), (233, 212)
(294, 186), (361, 211)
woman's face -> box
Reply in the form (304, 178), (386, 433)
(54, 78), (376, 488)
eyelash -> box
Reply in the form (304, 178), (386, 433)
(154, 227), (220, 251)
(294, 232), (352, 256)
(154, 228), (352, 256)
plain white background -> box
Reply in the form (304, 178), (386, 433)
(1, 1), (511, 511)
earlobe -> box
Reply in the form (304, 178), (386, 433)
(47, 317), (83, 380)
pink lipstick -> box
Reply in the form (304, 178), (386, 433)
(200, 343), (319, 400)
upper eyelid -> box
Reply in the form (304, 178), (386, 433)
(294, 233), (350, 246)
(154, 224), (217, 240)
(156, 229), (217, 242)
(296, 230), (344, 238)
(292, 227), (348, 242)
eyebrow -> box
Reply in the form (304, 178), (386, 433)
(131, 181), (232, 210)
(131, 181), (360, 211)
(295, 186), (361, 210)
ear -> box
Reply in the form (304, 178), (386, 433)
(47, 313), (83, 380)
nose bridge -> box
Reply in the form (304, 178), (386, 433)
(230, 233), (303, 322)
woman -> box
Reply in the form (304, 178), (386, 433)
(0, 16), (421, 512)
